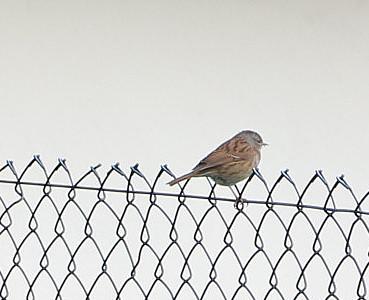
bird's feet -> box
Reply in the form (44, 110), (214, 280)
(234, 197), (247, 210)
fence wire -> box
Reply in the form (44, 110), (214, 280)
(0, 156), (369, 300)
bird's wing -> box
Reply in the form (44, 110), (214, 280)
(192, 136), (255, 173)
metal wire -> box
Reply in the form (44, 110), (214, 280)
(0, 156), (369, 300)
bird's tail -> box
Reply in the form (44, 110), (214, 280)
(167, 172), (195, 186)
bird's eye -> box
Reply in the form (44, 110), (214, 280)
(254, 135), (262, 143)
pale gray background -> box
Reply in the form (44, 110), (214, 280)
(1, 0), (369, 299)
(1, 0), (369, 191)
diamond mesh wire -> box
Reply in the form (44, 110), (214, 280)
(0, 156), (369, 300)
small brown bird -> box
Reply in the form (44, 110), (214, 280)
(168, 130), (267, 186)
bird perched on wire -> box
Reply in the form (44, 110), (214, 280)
(168, 130), (267, 186)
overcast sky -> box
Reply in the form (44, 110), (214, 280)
(1, 0), (369, 195)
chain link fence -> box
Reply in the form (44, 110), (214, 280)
(0, 156), (368, 300)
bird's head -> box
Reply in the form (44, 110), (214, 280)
(240, 130), (268, 149)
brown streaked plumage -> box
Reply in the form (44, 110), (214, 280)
(168, 130), (267, 186)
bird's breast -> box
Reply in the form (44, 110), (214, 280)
(209, 160), (255, 186)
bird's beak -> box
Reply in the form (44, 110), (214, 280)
(262, 142), (268, 146)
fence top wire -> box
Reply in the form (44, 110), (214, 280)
(0, 155), (367, 216)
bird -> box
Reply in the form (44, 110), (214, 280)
(168, 130), (267, 186)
